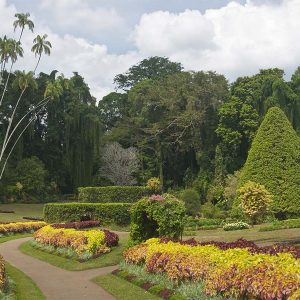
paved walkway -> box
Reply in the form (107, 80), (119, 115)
(0, 237), (117, 300)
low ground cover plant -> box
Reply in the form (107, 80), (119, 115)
(51, 220), (100, 229)
(123, 238), (300, 300)
(223, 221), (250, 231)
(33, 225), (119, 260)
(0, 221), (47, 236)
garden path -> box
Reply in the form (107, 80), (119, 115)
(0, 237), (116, 300)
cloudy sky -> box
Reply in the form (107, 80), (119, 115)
(1, 0), (299, 99)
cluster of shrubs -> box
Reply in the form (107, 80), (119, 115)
(51, 220), (100, 229)
(33, 225), (119, 260)
(124, 238), (300, 300)
(0, 221), (47, 235)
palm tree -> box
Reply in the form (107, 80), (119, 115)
(13, 13), (34, 42)
(0, 37), (24, 106)
(31, 34), (52, 74)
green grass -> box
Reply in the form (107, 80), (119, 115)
(190, 225), (300, 246)
(19, 237), (128, 271)
(93, 274), (160, 300)
(0, 204), (44, 222)
(5, 262), (45, 300)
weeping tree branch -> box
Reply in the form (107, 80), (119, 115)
(0, 98), (50, 180)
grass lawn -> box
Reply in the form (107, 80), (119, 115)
(191, 226), (300, 246)
(5, 262), (45, 300)
(0, 203), (44, 222)
(19, 237), (128, 271)
(93, 274), (160, 300)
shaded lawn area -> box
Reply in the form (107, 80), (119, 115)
(191, 226), (300, 246)
(0, 203), (44, 222)
(93, 274), (160, 300)
(19, 237), (128, 271)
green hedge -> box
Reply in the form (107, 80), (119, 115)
(44, 203), (131, 225)
(78, 186), (151, 203)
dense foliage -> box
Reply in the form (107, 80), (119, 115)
(180, 188), (200, 216)
(130, 194), (186, 243)
(238, 181), (273, 224)
(239, 107), (300, 218)
(124, 238), (300, 300)
(78, 186), (150, 203)
(44, 203), (131, 225)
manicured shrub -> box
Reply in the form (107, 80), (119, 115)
(44, 203), (131, 225)
(130, 194), (186, 243)
(239, 107), (300, 218)
(238, 181), (273, 224)
(51, 220), (100, 229)
(180, 189), (200, 216)
(223, 221), (250, 231)
(0, 221), (47, 235)
(78, 186), (151, 203)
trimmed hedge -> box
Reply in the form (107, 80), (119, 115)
(44, 203), (131, 225)
(78, 186), (151, 203)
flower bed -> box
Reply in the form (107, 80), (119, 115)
(0, 254), (5, 292)
(223, 221), (250, 231)
(51, 220), (100, 229)
(34, 225), (119, 260)
(0, 221), (47, 236)
(123, 238), (300, 300)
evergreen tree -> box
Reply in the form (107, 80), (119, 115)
(239, 107), (300, 218)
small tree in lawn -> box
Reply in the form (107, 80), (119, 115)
(238, 181), (273, 225)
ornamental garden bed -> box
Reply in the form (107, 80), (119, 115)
(123, 237), (300, 300)
(0, 221), (47, 236)
(32, 224), (119, 261)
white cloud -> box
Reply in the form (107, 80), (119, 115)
(2, 0), (300, 99)
(133, 0), (300, 79)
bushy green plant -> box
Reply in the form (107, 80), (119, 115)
(146, 177), (161, 193)
(180, 189), (200, 216)
(259, 218), (300, 232)
(78, 186), (150, 203)
(238, 181), (273, 225)
(44, 203), (131, 225)
(223, 221), (250, 231)
(201, 201), (226, 219)
(239, 107), (300, 218)
(130, 194), (186, 243)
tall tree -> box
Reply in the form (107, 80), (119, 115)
(31, 34), (52, 73)
(114, 56), (183, 91)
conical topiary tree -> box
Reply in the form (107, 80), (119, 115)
(238, 106), (300, 218)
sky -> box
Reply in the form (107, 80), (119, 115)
(1, 0), (300, 100)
